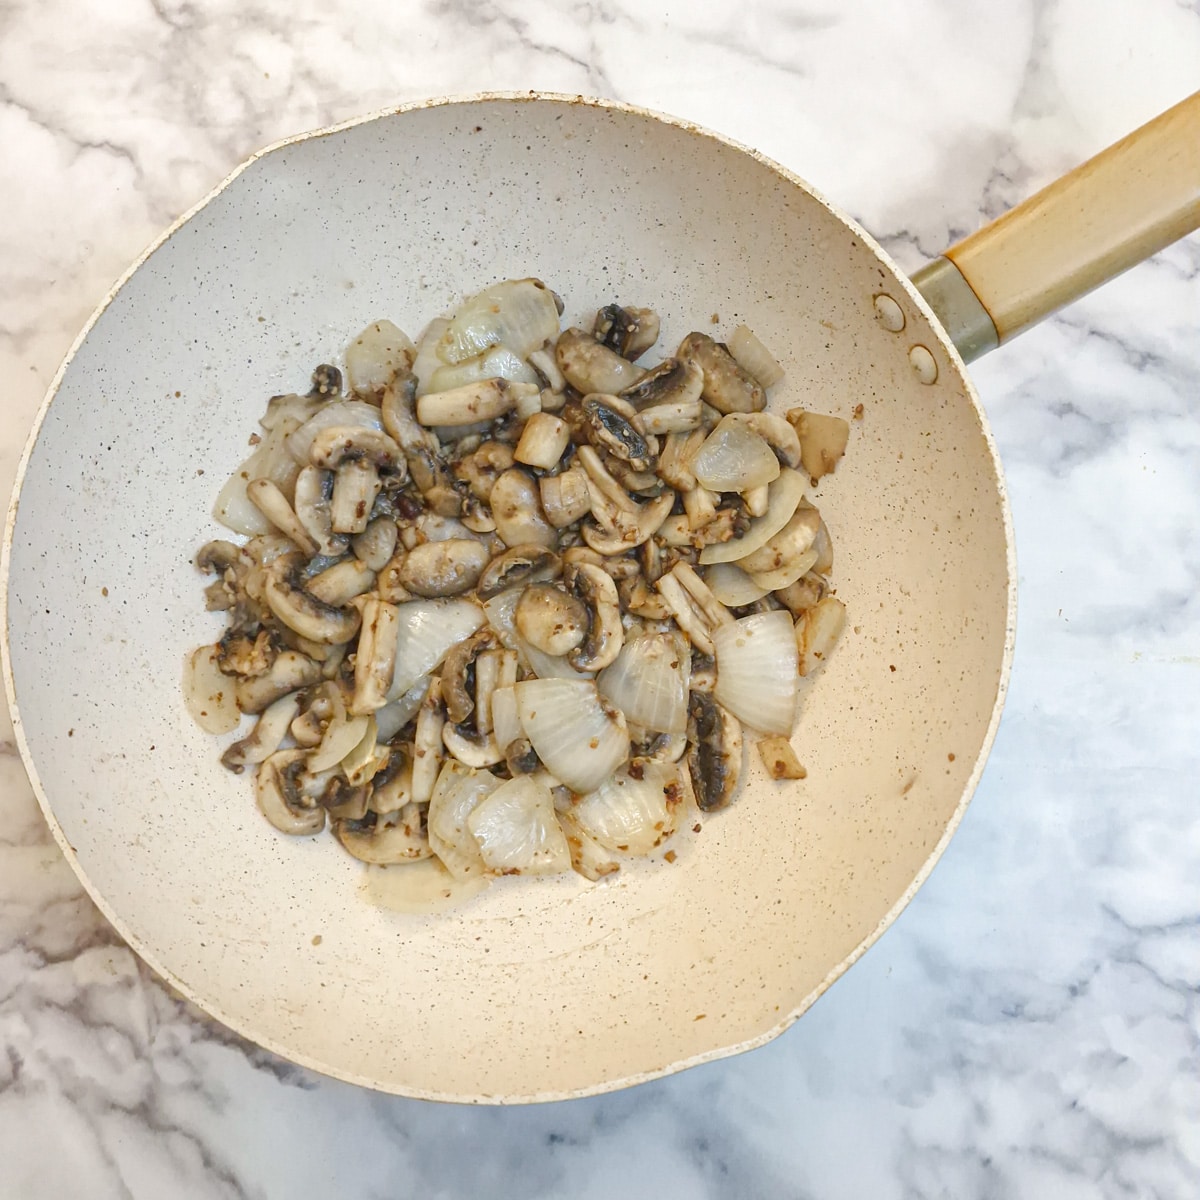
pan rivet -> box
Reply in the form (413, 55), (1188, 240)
(908, 344), (938, 384)
(873, 293), (905, 332)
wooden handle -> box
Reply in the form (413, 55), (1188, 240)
(942, 90), (1200, 343)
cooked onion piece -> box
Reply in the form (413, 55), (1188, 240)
(187, 284), (849, 897)
(572, 762), (681, 854)
(712, 610), (799, 735)
(467, 774), (571, 875)
(515, 678), (629, 795)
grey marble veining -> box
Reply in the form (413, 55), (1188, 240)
(1, 1), (1198, 1196)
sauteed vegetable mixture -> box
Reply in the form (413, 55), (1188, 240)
(184, 279), (847, 885)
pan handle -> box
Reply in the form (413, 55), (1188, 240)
(911, 89), (1200, 362)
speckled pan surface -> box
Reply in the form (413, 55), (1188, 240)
(1, 94), (1014, 1103)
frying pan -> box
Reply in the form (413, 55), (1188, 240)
(3, 92), (1198, 1103)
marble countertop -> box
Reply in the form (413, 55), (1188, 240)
(2, 1), (1198, 1196)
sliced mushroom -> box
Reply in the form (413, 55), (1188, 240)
(736, 506), (821, 576)
(593, 304), (660, 360)
(246, 478), (319, 556)
(514, 412), (570, 470)
(308, 425), (405, 536)
(370, 750), (413, 814)
(351, 596), (400, 714)
(686, 691), (743, 811)
(476, 544), (562, 599)
(489, 468), (556, 549)
(582, 395), (656, 472)
(293, 466), (350, 557)
(631, 728), (688, 764)
(528, 346), (567, 393)
(235, 649), (323, 713)
(221, 692), (301, 771)
(334, 805), (432, 864)
(308, 425), (405, 472)
(196, 540), (243, 575)
(397, 538), (489, 598)
(677, 332), (765, 414)
(567, 562), (624, 671)
(442, 723), (505, 768)
(620, 356), (704, 415)
(305, 558), (377, 606)
(351, 516), (399, 571)
(555, 327), (645, 395)
(375, 549), (412, 604)
(411, 684), (445, 805)
(514, 583), (589, 657)
(504, 737), (540, 776)
(656, 428), (703, 492)
(216, 627), (276, 678)
(415, 378), (536, 427)
(381, 371), (439, 454)
(321, 774), (371, 821)
(581, 490), (675, 556)
(308, 363), (342, 398)
(538, 467), (591, 528)
(256, 749), (325, 835)
(439, 628), (498, 725)
(261, 556), (361, 645)
(452, 440), (515, 502)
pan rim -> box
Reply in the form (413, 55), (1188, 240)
(0, 90), (1017, 1104)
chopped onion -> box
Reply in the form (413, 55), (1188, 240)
(213, 419), (299, 535)
(373, 677), (431, 742)
(597, 632), (689, 734)
(703, 562), (769, 607)
(412, 318), (452, 397)
(515, 678), (630, 795)
(428, 345), (541, 392)
(260, 392), (324, 433)
(285, 400), (384, 464)
(490, 686), (523, 752)
(386, 599), (486, 701)
(309, 714), (370, 772)
(481, 588), (521, 649)
(559, 810), (621, 881)
(572, 762), (680, 855)
(747, 546), (819, 593)
(182, 645), (241, 734)
(516, 634), (593, 682)
(796, 596), (847, 677)
(344, 320), (415, 396)
(428, 761), (501, 879)
(699, 468), (807, 565)
(437, 279), (561, 365)
(466, 774), (571, 874)
(690, 418), (781, 492)
(712, 610), (798, 735)
(727, 324), (784, 388)
(341, 715), (386, 786)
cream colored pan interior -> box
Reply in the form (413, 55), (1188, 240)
(3, 93), (1196, 1102)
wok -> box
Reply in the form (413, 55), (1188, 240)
(3, 92), (1197, 1102)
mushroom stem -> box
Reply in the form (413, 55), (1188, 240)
(411, 683), (446, 804)
(306, 559), (376, 606)
(330, 459), (382, 534)
(246, 478), (319, 556)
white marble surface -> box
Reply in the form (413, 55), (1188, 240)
(2, 0), (1198, 1195)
